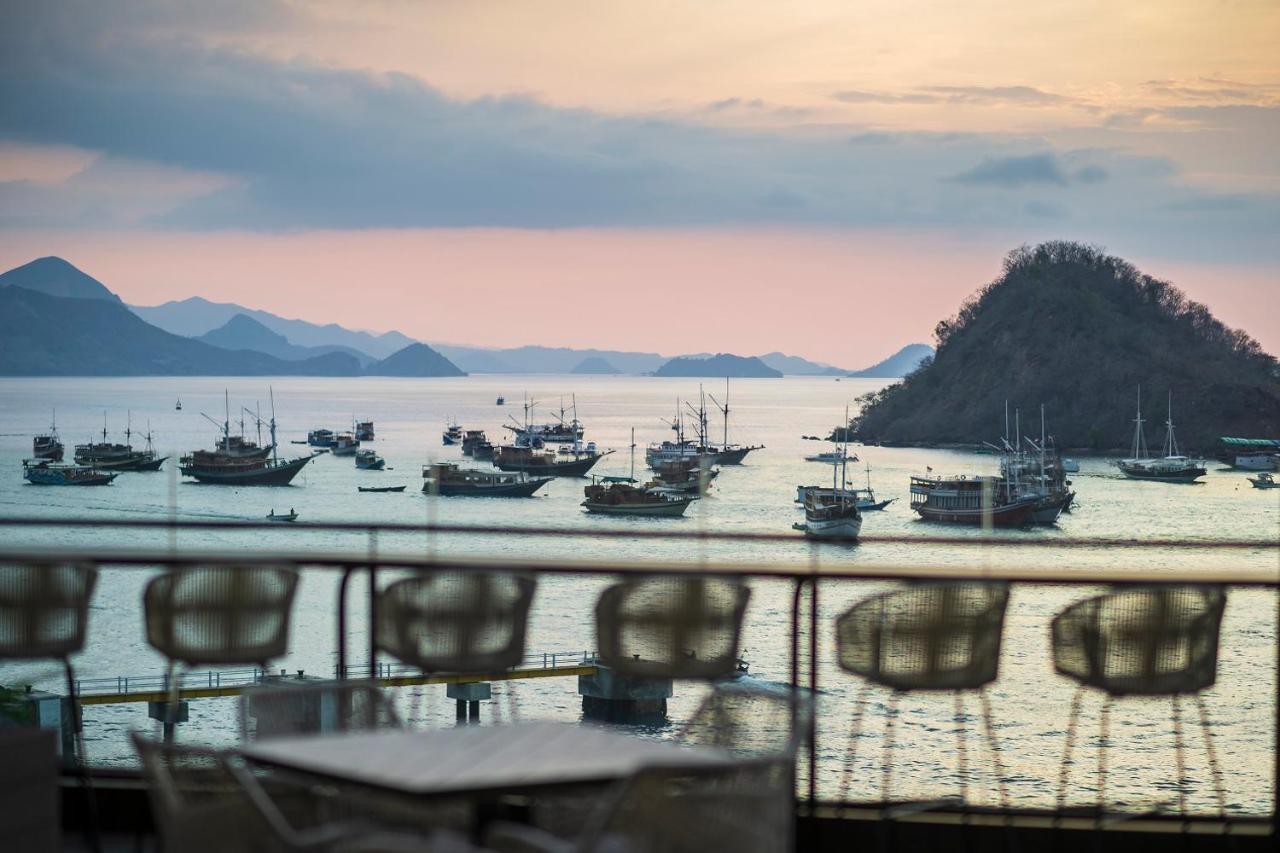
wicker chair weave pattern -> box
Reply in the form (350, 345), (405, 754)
(0, 563), (97, 660)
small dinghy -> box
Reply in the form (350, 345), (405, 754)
(358, 485), (407, 493)
(266, 509), (298, 522)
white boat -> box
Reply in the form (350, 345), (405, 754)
(796, 406), (862, 539)
(1235, 453), (1279, 471)
(331, 433), (360, 456)
(1116, 389), (1206, 483)
(1062, 458), (1080, 473)
(1249, 472), (1278, 489)
(805, 450), (856, 463)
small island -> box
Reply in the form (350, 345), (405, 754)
(654, 353), (783, 378)
(571, 356), (622, 375)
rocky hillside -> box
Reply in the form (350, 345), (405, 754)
(850, 242), (1279, 450)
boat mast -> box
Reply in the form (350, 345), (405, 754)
(269, 388), (278, 464)
(629, 427), (636, 482)
(102, 410), (108, 445)
(1164, 390), (1178, 458)
(1131, 386), (1147, 460)
(125, 410), (132, 448)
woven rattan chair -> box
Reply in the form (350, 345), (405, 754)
(595, 576), (750, 680)
(834, 581), (1012, 811)
(0, 563), (99, 851)
(143, 565), (300, 740)
(1050, 584), (1228, 820)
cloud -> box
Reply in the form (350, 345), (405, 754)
(831, 90), (939, 105)
(951, 153), (1069, 187)
(832, 85), (1072, 107)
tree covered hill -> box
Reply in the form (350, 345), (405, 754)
(850, 242), (1279, 451)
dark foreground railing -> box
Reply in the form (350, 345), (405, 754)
(1, 516), (1276, 849)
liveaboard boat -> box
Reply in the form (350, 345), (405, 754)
(23, 460), (117, 486)
(804, 448), (856, 464)
(354, 449), (385, 470)
(307, 428), (336, 448)
(442, 421), (464, 445)
(32, 412), (64, 461)
(503, 396), (585, 444)
(461, 430), (488, 456)
(701, 380), (764, 464)
(494, 441), (611, 477)
(909, 474), (1038, 526)
(1249, 472), (1278, 489)
(648, 458), (718, 495)
(796, 464), (895, 511)
(582, 428), (696, 517)
(179, 392), (312, 486)
(422, 462), (552, 497)
(993, 405), (1075, 524)
(355, 421), (375, 441)
(1116, 389), (1206, 483)
(73, 414), (166, 471)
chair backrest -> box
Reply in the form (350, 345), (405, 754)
(130, 732), (265, 853)
(1052, 584), (1227, 697)
(240, 679), (401, 741)
(836, 581), (1010, 692)
(0, 563), (97, 660)
(144, 566), (299, 667)
(375, 572), (536, 672)
(596, 576), (750, 680)
(679, 684), (802, 758)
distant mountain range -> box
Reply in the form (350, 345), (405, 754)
(2, 257), (931, 378)
(0, 260), (463, 377)
(655, 354), (783, 378)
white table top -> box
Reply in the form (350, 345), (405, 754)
(237, 722), (732, 797)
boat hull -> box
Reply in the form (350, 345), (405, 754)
(714, 446), (758, 465)
(801, 515), (862, 539)
(494, 454), (606, 477)
(582, 498), (693, 517)
(24, 469), (116, 486)
(913, 499), (1037, 527)
(1117, 464), (1207, 483)
(424, 478), (552, 497)
(359, 485), (407, 493)
(180, 455), (312, 486)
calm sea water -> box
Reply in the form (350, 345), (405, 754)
(1, 376), (1276, 813)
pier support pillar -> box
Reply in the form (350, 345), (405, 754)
(6, 689), (75, 758)
(447, 682), (491, 725)
(147, 701), (189, 743)
(578, 666), (672, 724)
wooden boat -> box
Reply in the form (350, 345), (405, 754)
(909, 475), (1037, 526)
(496, 396), (505, 406)
(1117, 389), (1206, 483)
(23, 460), (116, 486)
(582, 429), (695, 517)
(33, 412), (64, 461)
(494, 437), (611, 477)
(358, 485), (406, 493)
(266, 509), (298, 522)
(355, 421), (375, 441)
(649, 459), (718, 495)
(331, 432), (360, 456)
(180, 391), (312, 486)
(796, 408), (862, 539)
(442, 421), (463, 445)
(422, 462), (551, 497)
(504, 396), (585, 444)
(175, 398), (182, 411)
(702, 380), (763, 464)
(461, 430), (488, 456)
(74, 414), (166, 471)
(1249, 473), (1278, 489)
(996, 405), (1075, 524)
(307, 428), (336, 448)
(471, 441), (495, 461)
(354, 449), (385, 470)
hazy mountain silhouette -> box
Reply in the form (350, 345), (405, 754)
(850, 242), (1279, 450)
(571, 356), (622, 374)
(0, 257), (122, 303)
(654, 353), (783, 378)
(197, 314), (374, 365)
(366, 343), (466, 377)
(756, 351), (845, 375)
(847, 344), (934, 378)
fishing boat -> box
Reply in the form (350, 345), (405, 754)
(354, 449), (385, 470)
(358, 485), (406, 493)
(307, 428), (336, 448)
(331, 432), (360, 456)
(32, 412), (64, 461)
(175, 398), (182, 411)
(355, 421), (375, 441)
(266, 509), (298, 522)
(796, 464), (895, 511)
(442, 421), (463, 445)
(180, 391), (313, 486)
(583, 429), (696, 517)
(795, 409), (862, 539)
(804, 449), (856, 464)
(422, 462), (552, 497)
(909, 474), (1038, 526)
(494, 441), (611, 477)
(74, 414), (166, 471)
(496, 396), (505, 406)
(1116, 389), (1206, 483)
(22, 460), (117, 486)
(461, 430), (488, 457)
(1249, 473), (1278, 489)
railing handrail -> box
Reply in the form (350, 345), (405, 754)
(0, 514), (1273, 551)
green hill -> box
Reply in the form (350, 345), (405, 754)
(850, 242), (1279, 451)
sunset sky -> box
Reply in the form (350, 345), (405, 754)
(1, 1), (1277, 365)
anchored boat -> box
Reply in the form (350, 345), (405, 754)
(795, 408), (862, 539)
(354, 449), (385, 470)
(74, 413), (167, 471)
(32, 411), (64, 461)
(422, 462), (552, 497)
(1116, 389), (1206, 483)
(180, 391), (312, 486)
(23, 460), (117, 486)
(583, 428), (696, 517)
(442, 421), (463, 445)
(1249, 472), (1278, 489)
(909, 474), (1037, 526)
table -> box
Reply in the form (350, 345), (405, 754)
(237, 722), (733, 799)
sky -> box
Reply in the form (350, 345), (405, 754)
(0, 0), (1277, 366)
